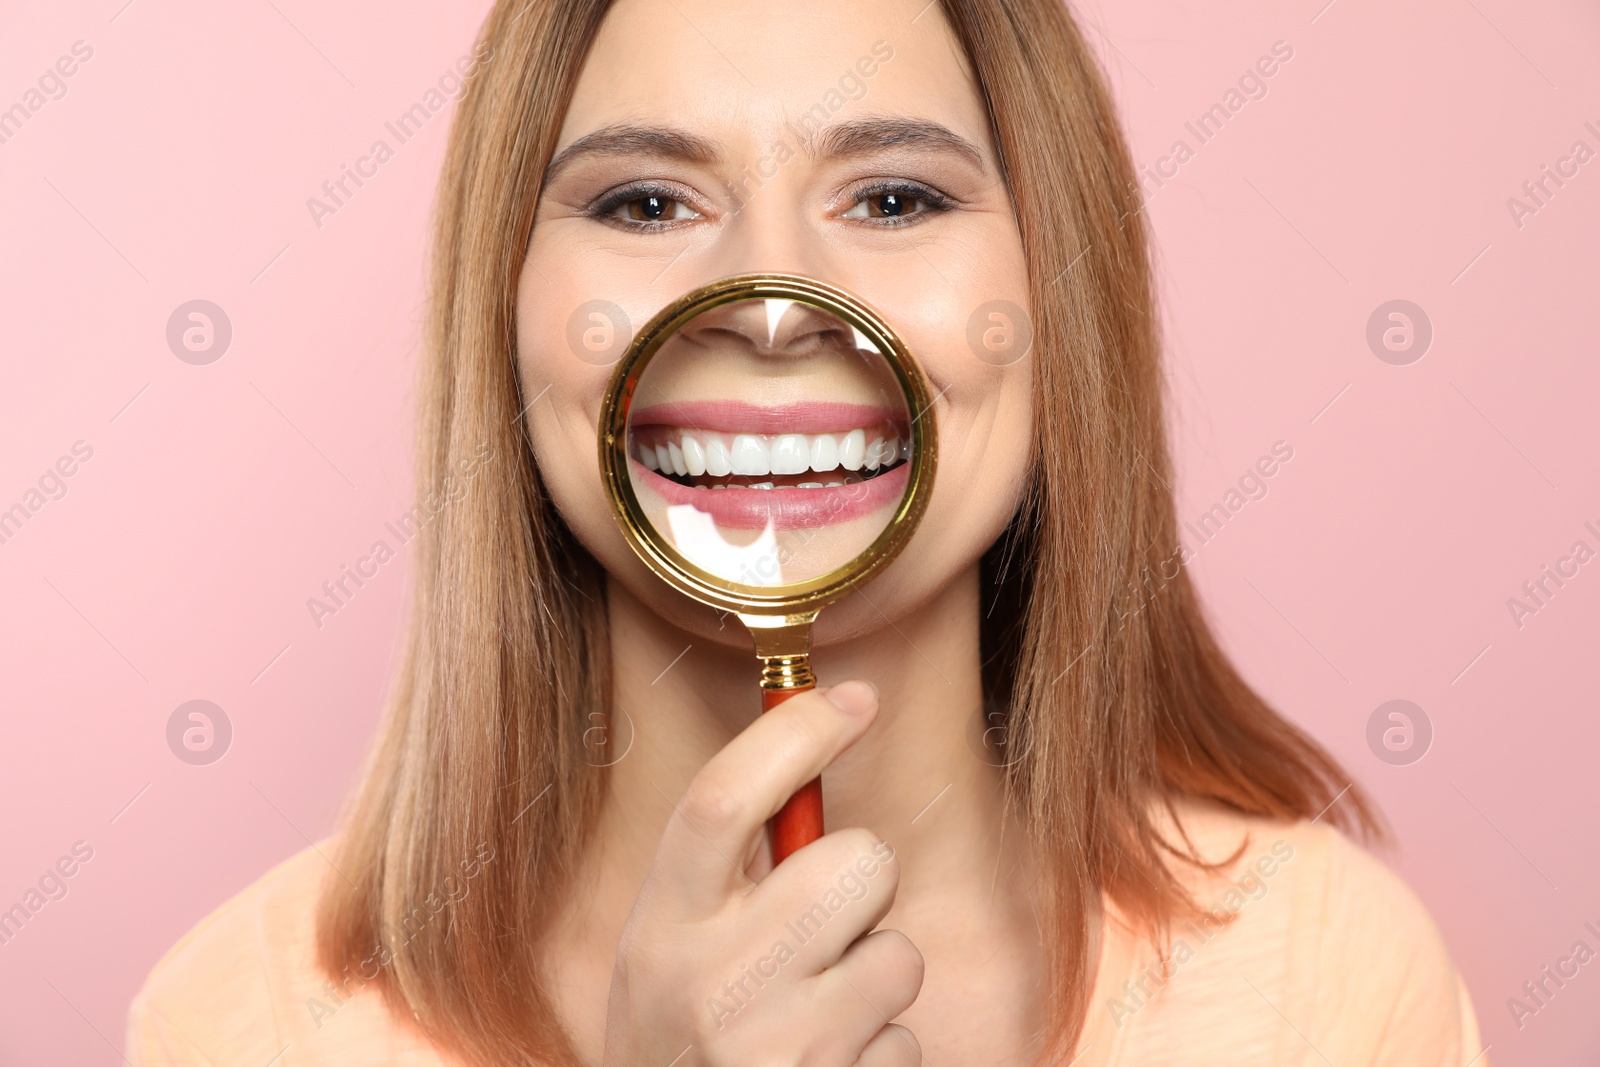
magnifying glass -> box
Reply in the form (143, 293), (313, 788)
(598, 273), (937, 864)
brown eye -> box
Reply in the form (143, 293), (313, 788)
(619, 194), (696, 223)
(841, 185), (948, 223)
(865, 192), (911, 217)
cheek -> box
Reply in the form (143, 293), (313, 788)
(921, 362), (1032, 556)
(516, 260), (736, 640)
(516, 270), (618, 558)
(891, 233), (1034, 573)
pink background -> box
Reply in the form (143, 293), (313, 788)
(1, 0), (1595, 1063)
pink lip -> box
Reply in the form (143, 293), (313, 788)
(629, 400), (904, 434)
(631, 458), (909, 530)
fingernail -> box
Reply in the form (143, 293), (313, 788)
(824, 680), (878, 716)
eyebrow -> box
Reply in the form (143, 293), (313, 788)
(544, 125), (720, 186)
(542, 117), (986, 187)
(807, 118), (986, 171)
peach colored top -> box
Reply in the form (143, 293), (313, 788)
(125, 805), (1488, 1066)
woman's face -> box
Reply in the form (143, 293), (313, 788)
(518, 0), (1032, 646)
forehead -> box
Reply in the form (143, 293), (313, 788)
(556, 0), (991, 157)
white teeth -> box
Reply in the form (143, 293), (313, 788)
(731, 434), (770, 476)
(839, 429), (866, 471)
(641, 426), (902, 480)
(680, 435), (706, 476)
(770, 434), (809, 475)
(748, 481), (774, 489)
(809, 434), (839, 472)
(704, 437), (732, 477)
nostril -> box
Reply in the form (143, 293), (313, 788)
(681, 299), (854, 359)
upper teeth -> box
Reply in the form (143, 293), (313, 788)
(636, 429), (907, 478)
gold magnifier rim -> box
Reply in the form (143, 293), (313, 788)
(597, 273), (937, 618)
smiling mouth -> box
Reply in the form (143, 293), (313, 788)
(625, 400), (913, 530)
(631, 423), (909, 490)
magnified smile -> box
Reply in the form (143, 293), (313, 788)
(628, 401), (912, 529)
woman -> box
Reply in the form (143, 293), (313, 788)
(127, 0), (1486, 1063)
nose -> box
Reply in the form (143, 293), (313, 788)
(698, 172), (838, 285)
(677, 298), (854, 361)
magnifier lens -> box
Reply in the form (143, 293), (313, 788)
(624, 296), (915, 589)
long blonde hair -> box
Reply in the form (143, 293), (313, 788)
(317, 1), (1376, 1063)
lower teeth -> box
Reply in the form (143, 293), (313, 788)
(668, 462), (899, 492)
(696, 478), (853, 490)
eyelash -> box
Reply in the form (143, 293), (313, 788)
(840, 180), (956, 227)
(584, 179), (956, 231)
(587, 181), (704, 230)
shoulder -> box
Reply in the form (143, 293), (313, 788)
(125, 844), (327, 1063)
(1093, 799), (1485, 1065)
(125, 842), (445, 1066)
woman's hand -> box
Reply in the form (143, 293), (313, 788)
(600, 680), (925, 1066)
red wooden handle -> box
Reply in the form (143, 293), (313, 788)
(763, 686), (823, 864)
